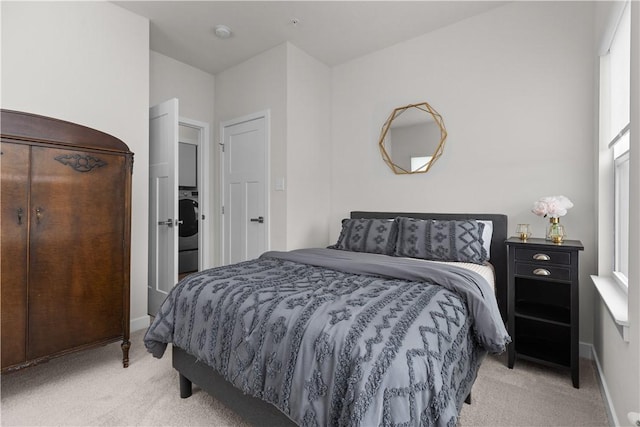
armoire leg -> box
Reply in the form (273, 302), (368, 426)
(121, 339), (131, 368)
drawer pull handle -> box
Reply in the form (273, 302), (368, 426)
(533, 268), (551, 276)
(533, 253), (551, 261)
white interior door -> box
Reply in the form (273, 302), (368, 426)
(222, 113), (268, 265)
(148, 98), (179, 315)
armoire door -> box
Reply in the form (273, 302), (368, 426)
(0, 142), (30, 368)
(27, 146), (126, 359)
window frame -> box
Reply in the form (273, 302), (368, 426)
(613, 145), (629, 289)
(602, 1), (631, 292)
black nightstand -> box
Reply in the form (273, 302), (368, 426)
(506, 237), (584, 388)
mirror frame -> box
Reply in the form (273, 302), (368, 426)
(378, 101), (447, 174)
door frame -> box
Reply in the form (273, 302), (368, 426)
(179, 117), (211, 271)
(219, 110), (270, 266)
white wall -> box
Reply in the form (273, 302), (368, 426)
(330, 2), (597, 344)
(286, 44), (332, 249)
(149, 51), (216, 265)
(150, 51), (215, 123)
(1, 1), (150, 331)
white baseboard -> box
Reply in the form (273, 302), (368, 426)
(589, 343), (619, 427)
(130, 315), (151, 332)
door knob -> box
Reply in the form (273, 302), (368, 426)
(158, 218), (174, 227)
(250, 216), (264, 224)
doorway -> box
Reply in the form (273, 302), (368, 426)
(177, 119), (210, 279)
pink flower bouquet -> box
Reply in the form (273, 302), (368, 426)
(531, 195), (574, 218)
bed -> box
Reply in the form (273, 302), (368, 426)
(144, 211), (509, 427)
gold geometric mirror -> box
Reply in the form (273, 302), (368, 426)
(378, 102), (447, 174)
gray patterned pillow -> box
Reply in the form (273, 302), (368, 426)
(394, 217), (488, 264)
(329, 218), (398, 255)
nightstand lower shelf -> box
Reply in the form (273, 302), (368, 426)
(513, 316), (571, 367)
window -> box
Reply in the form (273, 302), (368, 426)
(602, 1), (631, 289)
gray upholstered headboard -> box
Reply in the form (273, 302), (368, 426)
(350, 211), (508, 322)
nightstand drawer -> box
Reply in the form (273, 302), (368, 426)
(515, 248), (571, 265)
(515, 263), (571, 281)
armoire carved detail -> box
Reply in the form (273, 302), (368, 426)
(54, 153), (107, 172)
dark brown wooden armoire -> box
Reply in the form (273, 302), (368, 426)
(1, 110), (133, 372)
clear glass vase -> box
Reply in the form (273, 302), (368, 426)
(546, 217), (566, 243)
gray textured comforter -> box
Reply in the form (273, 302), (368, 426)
(145, 248), (510, 427)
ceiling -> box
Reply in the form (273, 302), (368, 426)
(114, 1), (508, 75)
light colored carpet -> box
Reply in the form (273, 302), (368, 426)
(458, 354), (609, 426)
(1, 329), (609, 426)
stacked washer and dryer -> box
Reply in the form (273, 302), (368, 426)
(178, 141), (199, 274)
